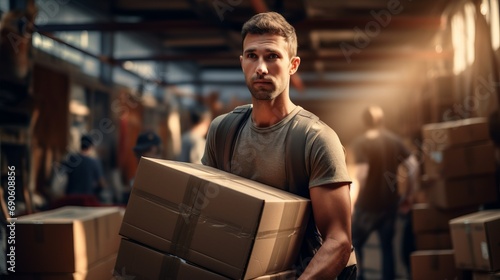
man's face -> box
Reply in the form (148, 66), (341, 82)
(240, 33), (300, 101)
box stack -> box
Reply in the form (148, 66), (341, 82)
(410, 250), (462, 280)
(14, 206), (123, 279)
(412, 203), (476, 251)
(449, 210), (500, 279)
(114, 158), (311, 279)
(421, 117), (497, 210)
(410, 118), (499, 280)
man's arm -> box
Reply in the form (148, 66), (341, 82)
(298, 182), (352, 280)
(350, 163), (368, 210)
(398, 154), (419, 214)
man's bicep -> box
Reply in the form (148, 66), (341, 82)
(309, 183), (352, 243)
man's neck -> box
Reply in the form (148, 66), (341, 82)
(365, 127), (382, 138)
(251, 98), (297, 127)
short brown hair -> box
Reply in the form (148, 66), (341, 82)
(241, 12), (298, 57)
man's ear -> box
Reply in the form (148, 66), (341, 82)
(240, 55), (244, 72)
(289, 56), (301, 75)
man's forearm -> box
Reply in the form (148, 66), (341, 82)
(298, 238), (351, 280)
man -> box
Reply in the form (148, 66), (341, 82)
(121, 131), (162, 204)
(64, 135), (107, 196)
(202, 12), (354, 279)
(349, 106), (418, 280)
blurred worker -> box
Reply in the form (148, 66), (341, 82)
(64, 135), (107, 197)
(121, 131), (162, 204)
(349, 106), (418, 280)
(178, 105), (211, 164)
(133, 131), (162, 161)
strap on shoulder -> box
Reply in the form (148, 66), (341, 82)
(214, 104), (252, 172)
(285, 109), (319, 198)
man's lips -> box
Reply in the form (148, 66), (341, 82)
(253, 80), (272, 84)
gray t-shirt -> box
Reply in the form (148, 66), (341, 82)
(202, 106), (351, 192)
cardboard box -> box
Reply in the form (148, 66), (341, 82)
(424, 141), (496, 179)
(412, 203), (478, 233)
(415, 231), (452, 250)
(10, 254), (117, 280)
(120, 158), (310, 280)
(424, 174), (498, 209)
(410, 250), (460, 280)
(473, 271), (500, 280)
(422, 118), (489, 151)
(114, 238), (231, 280)
(450, 210), (500, 271)
(17, 206), (123, 273)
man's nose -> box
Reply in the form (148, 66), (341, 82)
(256, 59), (268, 75)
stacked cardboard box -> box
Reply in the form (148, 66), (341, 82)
(421, 118), (498, 209)
(14, 206), (123, 279)
(412, 118), (499, 278)
(116, 158), (311, 279)
(114, 238), (298, 280)
(412, 203), (476, 250)
(449, 210), (500, 277)
(410, 250), (463, 280)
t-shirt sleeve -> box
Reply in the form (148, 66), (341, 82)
(307, 122), (352, 188)
(201, 114), (226, 167)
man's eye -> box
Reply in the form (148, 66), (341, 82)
(268, 54), (279, 59)
(247, 53), (257, 59)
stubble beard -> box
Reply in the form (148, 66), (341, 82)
(248, 76), (281, 101)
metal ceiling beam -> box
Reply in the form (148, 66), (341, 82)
(294, 16), (445, 31)
(35, 15), (444, 33)
(35, 20), (223, 32)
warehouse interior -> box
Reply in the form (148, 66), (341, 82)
(1, 0), (500, 279)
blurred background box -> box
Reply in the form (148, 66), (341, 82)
(415, 232), (452, 250)
(422, 175), (498, 209)
(16, 206), (122, 273)
(10, 254), (117, 280)
(423, 141), (495, 179)
(422, 118), (489, 151)
(450, 210), (500, 271)
(412, 203), (477, 232)
(410, 250), (463, 280)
